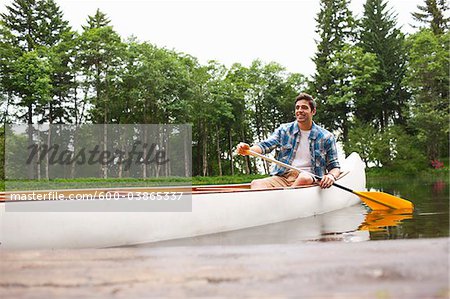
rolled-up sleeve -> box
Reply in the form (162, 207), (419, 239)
(325, 135), (340, 171)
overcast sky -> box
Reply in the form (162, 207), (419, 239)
(1, 0), (424, 77)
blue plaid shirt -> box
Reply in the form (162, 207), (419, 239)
(257, 121), (340, 177)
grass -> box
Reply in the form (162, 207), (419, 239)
(0, 165), (447, 191)
(0, 174), (268, 191)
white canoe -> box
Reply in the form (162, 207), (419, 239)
(0, 152), (365, 249)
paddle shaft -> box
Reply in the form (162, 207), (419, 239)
(246, 150), (413, 210)
(248, 150), (354, 193)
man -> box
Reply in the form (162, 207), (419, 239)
(236, 92), (340, 189)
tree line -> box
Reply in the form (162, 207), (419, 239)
(0, 0), (448, 178)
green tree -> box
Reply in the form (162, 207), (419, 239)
(11, 51), (52, 124)
(78, 9), (124, 124)
(311, 0), (355, 141)
(344, 121), (378, 167)
(375, 126), (427, 171)
(0, 23), (19, 122)
(359, 0), (409, 130)
(334, 45), (381, 126)
(224, 63), (253, 175)
(405, 29), (449, 161)
(1, 0), (40, 52)
(1, 0), (73, 125)
(412, 0), (449, 35)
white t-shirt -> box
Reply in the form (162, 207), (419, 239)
(292, 129), (312, 171)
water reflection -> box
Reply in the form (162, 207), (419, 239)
(139, 205), (376, 247)
(366, 175), (449, 240)
(134, 176), (448, 247)
(432, 180), (447, 194)
(359, 209), (413, 232)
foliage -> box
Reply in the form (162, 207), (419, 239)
(0, 0), (447, 179)
(378, 126), (427, 172)
(412, 0), (449, 35)
(345, 123), (427, 171)
(311, 0), (355, 141)
(358, 0), (409, 130)
(405, 29), (449, 161)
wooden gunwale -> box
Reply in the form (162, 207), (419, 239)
(0, 171), (349, 202)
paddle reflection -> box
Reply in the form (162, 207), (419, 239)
(358, 209), (414, 232)
(135, 205), (416, 247)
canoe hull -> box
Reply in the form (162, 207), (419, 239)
(0, 153), (365, 249)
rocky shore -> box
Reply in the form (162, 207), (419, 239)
(1, 238), (448, 298)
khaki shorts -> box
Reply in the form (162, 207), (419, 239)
(252, 170), (313, 188)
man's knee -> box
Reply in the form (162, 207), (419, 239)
(251, 179), (270, 189)
(292, 173), (314, 186)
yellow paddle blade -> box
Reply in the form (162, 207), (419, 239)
(354, 191), (414, 211)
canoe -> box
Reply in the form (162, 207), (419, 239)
(0, 152), (365, 249)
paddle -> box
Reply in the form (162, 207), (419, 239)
(246, 150), (414, 211)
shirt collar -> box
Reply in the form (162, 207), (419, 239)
(293, 121), (319, 139)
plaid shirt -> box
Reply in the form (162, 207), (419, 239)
(257, 121), (340, 177)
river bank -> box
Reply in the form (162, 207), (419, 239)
(1, 237), (448, 298)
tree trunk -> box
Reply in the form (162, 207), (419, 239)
(27, 103), (34, 180)
(216, 125), (222, 176)
(184, 127), (191, 177)
(70, 126), (78, 179)
(36, 128), (41, 180)
(142, 126), (147, 178)
(240, 128), (250, 174)
(165, 125), (170, 177)
(202, 124), (208, 177)
(45, 125), (51, 180)
(102, 122), (107, 179)
(228, 129), (234, 176)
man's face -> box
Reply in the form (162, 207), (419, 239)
(295, 99), (316, 124)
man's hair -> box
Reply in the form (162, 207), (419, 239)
(295, 93), (316, 111)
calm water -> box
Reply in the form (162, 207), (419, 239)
(366, 175), (449, 240)
(140, 175), (449, 247)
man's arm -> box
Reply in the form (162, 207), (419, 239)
(320, 134), (341, 189)
(236, 125), (283, 156)
(328, 168), (341, 180)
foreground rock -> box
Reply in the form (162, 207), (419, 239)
(1, 238), (448, 298)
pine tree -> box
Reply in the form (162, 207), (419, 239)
(83, 9), (112, 30)
(311, 0), (355, 141)
(0, 0), (73, 124)
(412, 0), (449, 35)
(78, 9), (123, 124)
(1, 0), (39, 51)
(359, 0), (409, 130)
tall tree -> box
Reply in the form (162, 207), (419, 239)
(0, 0), (73, 124)
(78, 9), (123, 124)
(412, 0), (449, 35)
(406, 29), (449, 161)
(37, 0), (74, 124)
(77, 9), (123, 178)
(311, 0), (355, 141)
(359, 0), (409, 130)
(1, 0), (40, 52)
(224, 63), (253, 175)
(0, 23), (19, 123)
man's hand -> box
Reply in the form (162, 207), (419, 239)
(236, 142), (251, 156)
(319, 173), (335, 189)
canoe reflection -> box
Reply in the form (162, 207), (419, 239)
(135, 205), (371, 247)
